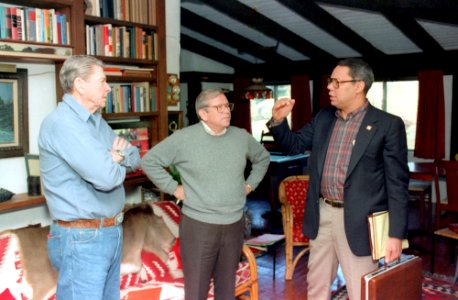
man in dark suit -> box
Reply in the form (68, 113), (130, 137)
(268, 58), (409, 300)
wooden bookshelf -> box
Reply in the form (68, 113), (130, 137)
(0, 193), (46, 214)
(1, 0), (167, 192)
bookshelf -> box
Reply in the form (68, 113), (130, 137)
(0, 0), (85, 56)
(0, 0), (168, 188)
(83, 0), (167, 186)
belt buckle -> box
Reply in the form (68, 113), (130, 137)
(114, 212), (124, 225)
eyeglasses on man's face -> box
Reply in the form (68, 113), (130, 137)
(327, 77), (360, 89)
(205, 103), (235, 112)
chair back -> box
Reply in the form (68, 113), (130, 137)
(279, 175), (309, 243)
(435, 160), (458, 228)
(278, 175), (310, 280)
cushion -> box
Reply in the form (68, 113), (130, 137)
(152, 201), (181, 237)
(284, 179), (309, 243)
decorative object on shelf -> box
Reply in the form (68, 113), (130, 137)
(0, 69), (28, 159)
(167, 74), (181, 107)
(0, 188), (14, 202)
(25, 154), (41, 196)
(244, 78), (273, 100)
(0, 41), (72, 59)
(167, 111), (183, 135)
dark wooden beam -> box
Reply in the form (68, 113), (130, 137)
(181, 8), (292, 65)
(278, 0), (385, 59)
(180, 72), (234, 83)
(197, 0), (336, 61)
(231, 50), (458, 80)
(180, 34), (253, 68)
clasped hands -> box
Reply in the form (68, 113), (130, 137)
(110, 136), (131, 164)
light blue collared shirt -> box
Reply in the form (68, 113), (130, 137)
(38, 94), (141, 220)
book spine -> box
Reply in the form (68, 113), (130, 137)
(5, 7), (12, 39)
(17, 8), (24, 41)
(10, 7), (18, 40)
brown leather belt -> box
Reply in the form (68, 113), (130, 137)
(321, 196), (344, 208)
(55, 213), (124, 228)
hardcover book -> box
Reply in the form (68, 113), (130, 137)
(367, 211), (409, 260)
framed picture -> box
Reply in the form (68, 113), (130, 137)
(0, 69), (28, 158)
(168, 111), (183, 135)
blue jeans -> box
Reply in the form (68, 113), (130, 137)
(48, 223), (123, 300)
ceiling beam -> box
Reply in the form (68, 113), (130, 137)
(180, 34), (253, 68)
(316, 0), (458, 25)
(278, 0), (385, 59)
(197, 0), (336, 61)
(181, 8), (292, 65)
(383, 12), (445, 54)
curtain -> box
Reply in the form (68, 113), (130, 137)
(291, 75), (312, 131)
(414, 70), (445, 160)
(232, 77), (252, 133)
(319, 75), (332, 110)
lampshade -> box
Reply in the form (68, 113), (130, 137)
(244, 78), (273, 100)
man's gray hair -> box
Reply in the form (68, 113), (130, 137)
(59, 55), (104, 93)
(195, 89), (224, 119)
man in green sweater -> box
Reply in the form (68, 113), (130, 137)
(141, 89), (270, 300)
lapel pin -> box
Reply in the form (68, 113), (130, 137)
(366, 125), (372, 131)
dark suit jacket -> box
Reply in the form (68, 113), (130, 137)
(270, 104), (409, 256)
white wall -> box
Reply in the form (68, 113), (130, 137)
(166, 0), (180, 75)
(0, 63), (56, 230)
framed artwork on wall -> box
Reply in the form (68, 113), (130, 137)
(0, 69), (28, 159)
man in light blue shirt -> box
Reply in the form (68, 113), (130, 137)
(38, 55), (140, 300)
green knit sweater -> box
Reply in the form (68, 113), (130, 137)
(141, 122), (270, 224)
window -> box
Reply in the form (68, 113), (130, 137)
(250, 84), (291, 141)
(367, 80), (418, 150)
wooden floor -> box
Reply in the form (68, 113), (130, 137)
(245, 196), (458, 300)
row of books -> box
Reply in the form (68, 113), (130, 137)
(85, 0), (156, 26)
(104, 82), (158, 114)
(0, 5), (69, 45)
(86, 24), (156, 60)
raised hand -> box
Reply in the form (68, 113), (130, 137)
(272, 98), (295, 122)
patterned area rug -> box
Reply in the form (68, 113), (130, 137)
(331, 272), (458, 300)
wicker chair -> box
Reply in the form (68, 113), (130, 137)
(278, 175), (310, 280)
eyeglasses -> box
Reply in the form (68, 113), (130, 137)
(205, 103), (235, 112)
(327, 78), (360, 89)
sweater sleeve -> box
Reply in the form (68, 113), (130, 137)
(141, 135), (179, 195)
(245, 134), (270, 190)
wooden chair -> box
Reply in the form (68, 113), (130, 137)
(408, 179), (432, 226)
(278, 175), (310, 280)
(235, 244), (259, 300)
(434, 160), (458, 230)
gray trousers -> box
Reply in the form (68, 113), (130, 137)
(180, 214), (245, 300)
